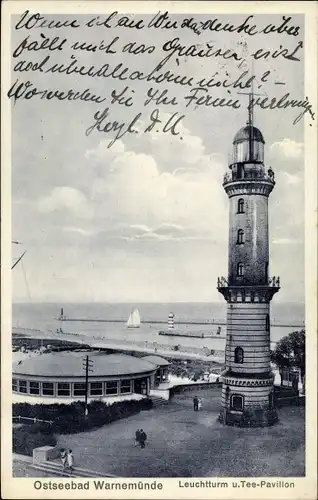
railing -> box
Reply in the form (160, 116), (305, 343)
(223, 168), (275, 184)
(268, 277), (280, 287)
(217, 277), (229, 287)
(13, 415), (53, 425)
(217, 277), (280, 288)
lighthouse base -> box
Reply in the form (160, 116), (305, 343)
(219, 407), (278, 428)
(219, 371), (278, 427)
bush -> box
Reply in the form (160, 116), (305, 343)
(13, 425), (57, 456)
(13, 398), (153, 435)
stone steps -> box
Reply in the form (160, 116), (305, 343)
(150, 395), (170, 407)
(31, 460), (115, 478)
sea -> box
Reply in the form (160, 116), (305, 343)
(12, 302), (305, 352)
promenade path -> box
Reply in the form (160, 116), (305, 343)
(15, 328), (225, 363)
(55, 388), (305, 478)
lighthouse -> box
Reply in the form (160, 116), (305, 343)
(217, 97), (280, 427)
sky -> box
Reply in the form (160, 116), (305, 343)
(11, 11), (305, 303)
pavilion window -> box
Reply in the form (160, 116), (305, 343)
(237, 229), (244, 244)
(90, 382), (103, 396)
(42, 382), (54, 396)
(12, 378), (18, 392)
(105, 381), (118, 395)
(230, 394), (244, 411)
(237, 198), (245, 214)
(234, 347), (244, 364)
(120, 379), (132, 394)
(73, 383), (86, 397)
(57, 382), (70, 397)
(29, 381), (40, 395)
(18, 380), (27, 394)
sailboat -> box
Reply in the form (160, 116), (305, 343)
(126, 308), (141, 328)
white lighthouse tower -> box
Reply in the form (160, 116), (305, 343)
(217, 98), (280, 427)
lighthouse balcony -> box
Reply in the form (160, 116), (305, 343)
(223, 167), (275, 186)
(217, 276), (280, 302)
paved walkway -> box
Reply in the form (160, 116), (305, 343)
(54, 389), (305, 478)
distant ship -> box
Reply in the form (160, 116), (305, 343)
(126, 308), (141, 328)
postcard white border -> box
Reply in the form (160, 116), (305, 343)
(1, 1), (317, 499)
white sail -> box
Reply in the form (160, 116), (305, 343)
(126, 308), (141, 328)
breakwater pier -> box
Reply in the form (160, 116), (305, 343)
(57, 317), (304, 328)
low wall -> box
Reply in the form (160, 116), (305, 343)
(33, 446), (60, 464)
(276, 395), (305, 408)
(169, 383), (304, 408)
(170, 382), (222, 397)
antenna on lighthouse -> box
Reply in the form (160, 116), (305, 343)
(248, 60), (255, 161)
(238, 60), (265, 163)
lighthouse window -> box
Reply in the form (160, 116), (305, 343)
(237, 263), (244, 277)
(266, 314), (270, 332)
(237, 229), (244, 244)
(265, 262), (269, 282)
(230, 394), (244, 411)
(234, 347), (244, 364)
(237, 198), (245, 214)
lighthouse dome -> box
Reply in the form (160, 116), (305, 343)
(232, 125), (265, 164)
(233, 126), (265, 145)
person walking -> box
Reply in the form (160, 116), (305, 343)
(198, 397), (203, 411)
(66, 449), (74, 473)
(134, 429), (141, 447)
(193, 395), (198, 411)
(60, 449), (67, 471)
(139, 429), (147, 449)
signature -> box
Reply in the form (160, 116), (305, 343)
(85, 107), (185, 148)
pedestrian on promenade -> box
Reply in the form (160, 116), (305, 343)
(60, 449), (67, 471)
(66, 449), (74, 473)
(134, 429), (141, 447)
(193, 395), (198, 411)
(198, 398), (203, 411)
(139, 429), (147, 449)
